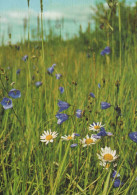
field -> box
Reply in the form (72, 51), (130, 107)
(0, 1), (137, 194)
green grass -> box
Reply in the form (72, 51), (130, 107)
(0, 1), (137, 194)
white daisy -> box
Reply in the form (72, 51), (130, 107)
(61, 133), (75, 141)
(99, 161), (117, 169)
(97, 146), (119, 162)
(80, 134), (97, 147)
(89, 122), (105, 131)
(40, 129), (58, 145)
(99, 161), (110, 169)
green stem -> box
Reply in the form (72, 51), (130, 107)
(40, 0), (44, 61)
(118, 2), (122, 77)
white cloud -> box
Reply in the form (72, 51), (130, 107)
(0, 5), (94, 25)
(6, 9), (36, 19)
(0, 17), (8, 24)
(42, 11), (63, 20)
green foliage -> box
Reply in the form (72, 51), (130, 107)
(0, 1), (137, 194)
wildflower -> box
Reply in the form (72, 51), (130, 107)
(22, 55), (28, 62)
(1, 97), (13, 109)
(97, 128), (108, 136)
(97, 127), (113, 137)
(16, 69), (21, 75)
(99, 161), (110, 169)
(8, 89), (21, 99)
(47, 64), (56, 74)
(35, 81), (42, 87)
(76, 109), (84, 118)
(56, 74), (62, 79)
(58, 100), (70, 112)
(89, 122), (105, 132)
(59, 87), (64, 94)
(56, 113), (69, 124)
(70, 143), (78, 148)
(113, 178), (124, 188)
(100, 50), (106, 56)
(100, 46), (111, 56)
(112, 170), (120, 178)
(129, 132), (137, 143)
(40, 129), (58, 145)
(97, 146), (119, 163)
(74, 133), (80, 137)
(98, 83), (101, 88)
(101, 102), (111, 109)
(104, 46), (111, 54)
(61, 133), (75, 141)
(80, 135), (97, 147)
(89, 92), (95, 98)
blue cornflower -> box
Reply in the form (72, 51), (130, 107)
(100, 46), (111, 56)
(59, 87), (64, 94)
(47, 64), (56, 74)
(56, 74), (62, 79)
(35, 81), (42, 87)
(70, 143), (78, 148)
(97, 127), (113, 137)
(89, 93), (95, 98)
(112, 170), (120, 178)
(52, 64), (56, 68)
(22, 55), (28, 62)
(98, 83), (101, 88)
(113, 178), (124, 188)
(129, 132), (137, 143)
(76, 109), (83, 118)
(97, 127), (108, 136)
(56, 113), (69, 124)
(104, 46), (111, 54)
(100, 50), (106, 56)
(101, 102), (111, 109)
(8, 89), (21, 99)
(16, 69), (21, 75)
(58, 100), (70, 112)
(1, 97), (13, 109)
(74, 133), (80, 137)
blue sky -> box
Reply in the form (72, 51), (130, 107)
(0, 0), (136, 45)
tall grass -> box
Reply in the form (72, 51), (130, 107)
(0, 1), (137, 194)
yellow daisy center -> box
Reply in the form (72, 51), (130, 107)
(94, 125), (100, 129)
(46, 135), (53, 141)
(85, 138), (93, 145)
(103, 154), (113, 161)
(67, 136), (73, 140)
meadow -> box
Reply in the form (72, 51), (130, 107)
(0, 0), (137, 194)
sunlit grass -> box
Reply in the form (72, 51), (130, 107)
(0, 1), (137, 194)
